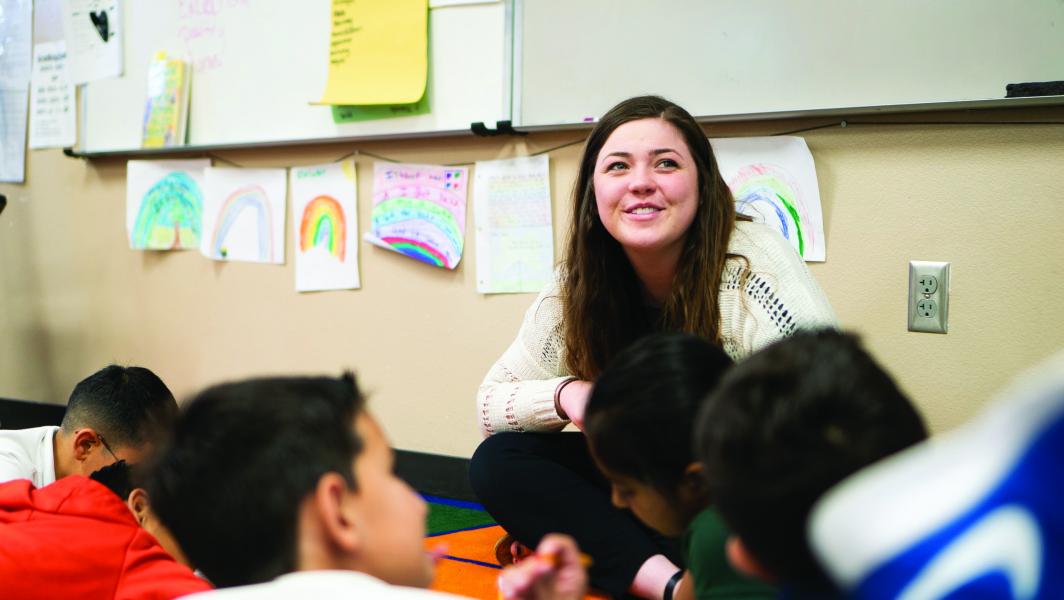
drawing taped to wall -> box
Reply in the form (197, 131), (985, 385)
(126, 159), (208, 250)
(201, 167), (287, 264)
(365, 162), (468, 270)
(711, 136), (826, 261)
(291, 160), (360, 291)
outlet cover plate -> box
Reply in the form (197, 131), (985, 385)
(908, 261), (950, 333)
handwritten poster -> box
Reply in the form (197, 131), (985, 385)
(201, 167), (287, 264)
(473, 155), (554, 294)
(711, 136), (827, 262)
(126, 159), (209, 250)
(28, 41), (76, 149)
(290, 160), (361, 292)
(62, 0), (123, 84)
(366, 162), (468, 270)
(317, 0), (428, 105)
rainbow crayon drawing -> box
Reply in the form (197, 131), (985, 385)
(368, 162), (468, 270)
(290, 161), (360, 291)
(300, 195), (346, 261)
(211, 185), (274, 261)
(729, 163), (810, 258)
(710, 136), (826, 261)
(201, 168), (288, 264)
(126, 159), (209, 251)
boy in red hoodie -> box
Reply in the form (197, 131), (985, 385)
(0, 462), (210, 600)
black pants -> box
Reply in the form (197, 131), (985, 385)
(469, 431), (681, 598)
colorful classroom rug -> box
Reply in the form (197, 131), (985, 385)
(423, 495), (607, 600)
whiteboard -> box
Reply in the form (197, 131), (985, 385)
(80, 0), (509, 152)
(516, 0), (1064, 127)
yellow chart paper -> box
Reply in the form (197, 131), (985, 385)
(317, 0), (428, 105)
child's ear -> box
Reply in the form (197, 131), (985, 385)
(127, 488), (150, 526)
(72, 428), (101, 462)
(314, 472), (360, 554)
(726, 536), (777, 583)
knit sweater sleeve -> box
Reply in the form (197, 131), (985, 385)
(477, 275), (572, 436)
(719, 221), (839, 360)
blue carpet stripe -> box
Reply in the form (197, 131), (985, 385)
(422, 494), (487, 511)
(441, 554), (502, 570)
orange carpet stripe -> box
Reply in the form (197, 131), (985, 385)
(423, 525), (609, 600)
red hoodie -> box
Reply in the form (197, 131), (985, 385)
(0, 476), (212, 600)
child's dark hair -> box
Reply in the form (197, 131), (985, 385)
(61, 365), (178, 448)
(89, 460), (134, 500)
(694, 329), (928, 592)
(145, 373), (366, 588)
(584, 332), (732, 497)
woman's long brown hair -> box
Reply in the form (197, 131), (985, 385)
(562, 96), (747, 380)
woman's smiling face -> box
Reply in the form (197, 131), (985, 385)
(592, 117), (699, 260)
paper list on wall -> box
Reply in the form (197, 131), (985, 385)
(317, 0), (428, 105)
(291, 160), (361, 292)
(62, 0), (123, 84)
(0, 0), (32, 182)
(0, 89), (28, 183)
(710, 136), (827, 262)
(365, 162), (467, 270)
(0, 0), (33, 89)
(29, 41), (76, 149)
(473, 155), (554, 294)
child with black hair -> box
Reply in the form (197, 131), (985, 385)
(694, 329), (928, 598)
(146, 372), (586, 600)
(584, 332), (774, 600)
(0, 364), (178, 487)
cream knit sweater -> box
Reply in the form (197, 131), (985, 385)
(477, 221), (838, 436)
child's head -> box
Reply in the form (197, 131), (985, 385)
(58, 365), (179, 476)
(584, 332), (732, 536)
(694, 329), (928, 592)
(146, 373), (431, 589)
(89, 460), (191, 567)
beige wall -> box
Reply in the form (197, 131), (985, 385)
(2, 107), (1062, 457)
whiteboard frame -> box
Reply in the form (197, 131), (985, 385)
(75, 1), (513, 155)
(69, 0), (1064, 157)
(512, 0), (1064, 130)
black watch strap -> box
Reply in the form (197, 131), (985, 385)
(663, 569), (684, 600)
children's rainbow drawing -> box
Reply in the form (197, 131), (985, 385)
(299, 195), (346, 261)
(131, 172), (203, 249)
(210, 185), (274, 261)
(290, 160), (359, 291)
(710, 136), (826, 261)
(728, 163), (814, 258)
(370, 164), (468, 270)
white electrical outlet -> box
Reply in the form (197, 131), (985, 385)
(908, 261), (950, 333)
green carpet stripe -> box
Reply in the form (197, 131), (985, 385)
(427, 501), (496, 536)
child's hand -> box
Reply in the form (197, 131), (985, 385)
(497, 534), (588, 600)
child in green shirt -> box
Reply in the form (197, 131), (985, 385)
(584, 333), (775, 600)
